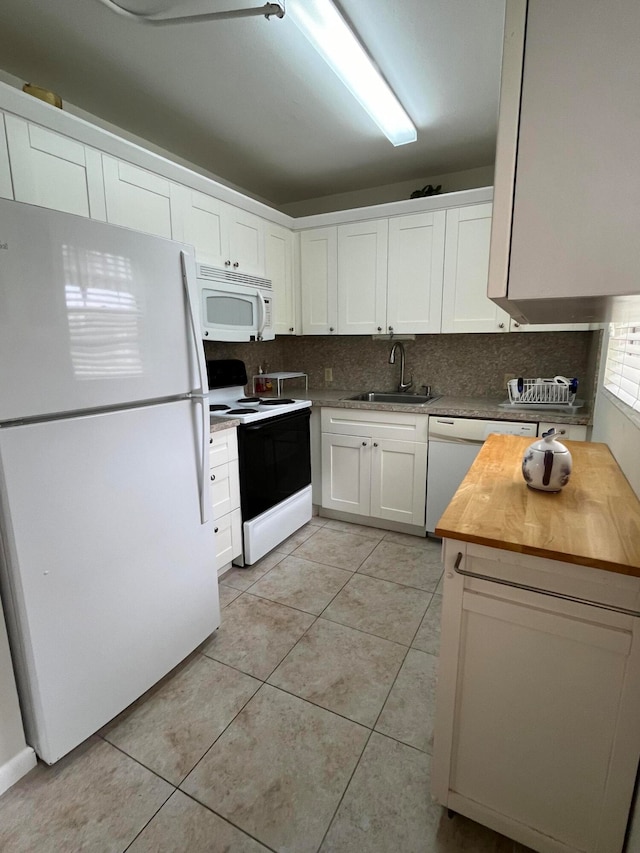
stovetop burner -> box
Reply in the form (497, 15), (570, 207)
(259, 398), (295, 406)
(227, 408), (259, 414)
(238, 397), (261, 404)
(209, 404), (231, 412)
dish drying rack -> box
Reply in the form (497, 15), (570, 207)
(506, 376), (583, 411)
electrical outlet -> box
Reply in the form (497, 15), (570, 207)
(324, 367), (333, 383)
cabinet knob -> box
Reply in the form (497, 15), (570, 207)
(233, 261), (239, 268)
(214, 527), (219, 533)
(513, 322), (520, 328)
(362, 441), (367, 446)
(224, 260), (231, 267)
(329, 326), (334, 332)
(377, 326), (382, 332)
(289, 327), (294, 333)
(204, 331), (209, 336)
(210, 474), (216, 481)
(373, 442), (378, 447)
(498, 322), (505, 329)
(388, 326), (394, 332)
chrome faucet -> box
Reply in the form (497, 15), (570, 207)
(389, 342), (413, 392)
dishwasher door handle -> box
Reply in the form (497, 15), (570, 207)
(453, 552), (640, 618)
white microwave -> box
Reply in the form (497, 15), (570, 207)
(197, 264), (275, 342)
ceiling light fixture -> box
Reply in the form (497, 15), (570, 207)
(285, 0), (417, 147)
(94, 0), (285, 25)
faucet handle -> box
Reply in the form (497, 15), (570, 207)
(422, 384), (431, 397)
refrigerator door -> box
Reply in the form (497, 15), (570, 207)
(0, 198), (201, 422)
(0, 400), (219, 764)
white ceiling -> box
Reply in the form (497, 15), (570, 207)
(0, 0), (506, 208)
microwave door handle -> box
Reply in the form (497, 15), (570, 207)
(256, 290), (266, 342)
(180, 251), (209, 526)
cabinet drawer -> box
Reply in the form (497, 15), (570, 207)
(213, 508), (242, 573)
(209, 427), (238, 467)
(321, 407), (428, 442)
(210, 461), (240, 519)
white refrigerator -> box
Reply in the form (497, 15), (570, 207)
(0, 198), (220, 764)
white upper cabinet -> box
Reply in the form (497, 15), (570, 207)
(488, 0), (640, 323)
(300, 227), (338, 335)
(171, 186), (225, 264)
(337, 219), (388, 334)
(265, 221), (296, 335)
(0, 114), (13, 200)
(5, 115), (105, 219)
(102, 155), (174, 239)
(225, 205), (265, 277)
(442, 203), (510, 333)
(173, 186), (265, 276)
(387, 211), (446, 335)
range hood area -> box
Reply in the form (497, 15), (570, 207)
(488, 0), (640, 325)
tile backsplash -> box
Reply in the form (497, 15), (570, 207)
(204, 330), (601, 401)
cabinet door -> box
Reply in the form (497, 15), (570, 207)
(265, 222), (296, 334)
(387, 211), (445, 334)
(321, 433), (369, 515)
(434, 544), (640, 853)
(300, 227), (338, 335)
(213, 507), (242, 573)
(210, 461), (240, 519)
(226, 205), (265, 276)
(370, 439), (427, 526)
(0, 114), (13, 199)
(6, 115), (105, 219)
(173, 186), (227, 267)
(442, 204), (511, 333)
(102, 155), (174, 239)
(337, 219), (388, 334)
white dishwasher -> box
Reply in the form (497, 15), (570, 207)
(426, 416), (537, 534)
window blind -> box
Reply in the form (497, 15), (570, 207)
(604, 321), (640, 412)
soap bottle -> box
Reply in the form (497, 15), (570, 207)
(256, 364), (265, 394)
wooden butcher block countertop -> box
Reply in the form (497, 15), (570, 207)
(435, 434), (640, 576)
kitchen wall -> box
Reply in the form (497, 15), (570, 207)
(279, 166), (495, 217)
(204, 330), (600, 402)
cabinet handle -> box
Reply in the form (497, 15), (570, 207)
(233, 261), (239, 268)
(210, 474), (216, 481)
(224, 260), (231, 267)
(452, 552), (640, 617)
(214, 527), (219, 533)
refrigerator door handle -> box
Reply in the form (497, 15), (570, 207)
(180, 251), (208, 396)
(181, 250), (209, 526)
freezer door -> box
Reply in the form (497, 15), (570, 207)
(0, 400), (219, 763)
(0, 198), (202, 421)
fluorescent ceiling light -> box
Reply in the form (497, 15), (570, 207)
(286, 0), (417, 146)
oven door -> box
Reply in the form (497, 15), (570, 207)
(237, 409), (311, 522)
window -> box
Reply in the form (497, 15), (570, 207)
(604, 321), (640, 413)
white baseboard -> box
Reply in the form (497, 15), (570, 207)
(0, 746), (37, 796)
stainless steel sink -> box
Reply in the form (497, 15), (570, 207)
(344, 391), (441, 405)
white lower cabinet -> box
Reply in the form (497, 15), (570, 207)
(433, 539), (640, 853)
(209, 428), (242, 574)
(320, 408), (428, 528)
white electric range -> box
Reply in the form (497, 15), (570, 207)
(206, 359), (312, 565)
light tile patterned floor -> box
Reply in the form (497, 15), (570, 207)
(0, 519), (530, 853)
